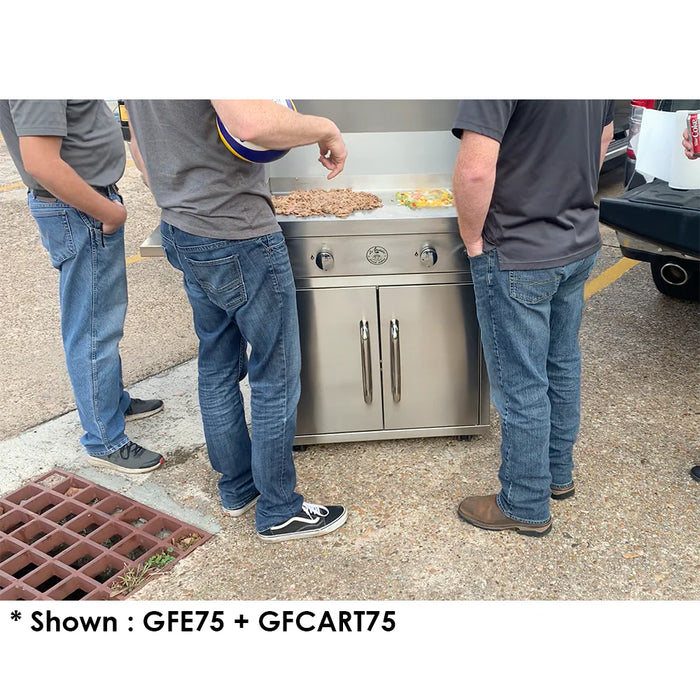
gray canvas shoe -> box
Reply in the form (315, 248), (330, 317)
(88, 442), (164, 474)
(125, 398), (164, 422)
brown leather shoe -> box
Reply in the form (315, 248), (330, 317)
(550, 483), (575, 500)
(457, 494), (552, 537)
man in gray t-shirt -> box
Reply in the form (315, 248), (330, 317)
(452, 100), (614, 537)
(125, 100), (282, 241)
(127, 100), (349, 542)
(0, 100), (164, 473)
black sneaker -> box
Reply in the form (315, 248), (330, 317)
(257, 502), (347, 542)
(691, 465), (700, 483)
(125, 398), (164, 422)
(88, 442), (164, 474)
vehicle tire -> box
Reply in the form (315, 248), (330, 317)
(650, 258), (700, 301)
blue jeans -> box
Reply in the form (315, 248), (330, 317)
(160, 223), (304, 532)
(469, 249), (598, 524)
(28, 191), (131, 456)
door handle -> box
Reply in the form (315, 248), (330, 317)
(390, 318), (401, 402)
(359, 320), (373, 404)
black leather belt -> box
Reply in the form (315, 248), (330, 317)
(30, 184), (118, 200)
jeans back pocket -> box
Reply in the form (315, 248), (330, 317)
(31, 208), (77, 269)
(509, 268), (562, 305)
(187, 253), (247, 311)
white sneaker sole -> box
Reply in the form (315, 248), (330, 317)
(257, 509), (348, 542)
(222, 495), (259, 517)
(124, 404), (164, 423)
(87, 454), (164, 474)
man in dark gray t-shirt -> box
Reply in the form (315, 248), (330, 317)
(0, 100), (164, 474)
(452, 100), (614, 537)
(127, 100), (348, 542)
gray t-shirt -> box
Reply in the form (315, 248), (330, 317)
(0, 100), (125, 190)
(452, 100), (615, 270)
(126, 100), (280, 240)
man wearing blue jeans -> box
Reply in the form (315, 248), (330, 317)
(452, 100), (614, 536)
(0, 100), (164, 473)
(126, 100), (348, 542)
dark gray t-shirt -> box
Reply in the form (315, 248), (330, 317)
(452, 100), (615, 270)
(126, 100), (280, 240)
(0, 100), (125, 190)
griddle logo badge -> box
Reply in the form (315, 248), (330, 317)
(367, 246), (389, 265)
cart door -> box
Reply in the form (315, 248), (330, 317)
(379, 283), (481, 430)
(296, 287), (383, 437)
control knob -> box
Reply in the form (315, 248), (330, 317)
(316, 250), (334, 271)
(420, 245), (438, 267)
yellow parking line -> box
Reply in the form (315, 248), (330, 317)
(126, 253), (142, 265)
(585, 258), (640, 299)
(0, 182), (24, 192)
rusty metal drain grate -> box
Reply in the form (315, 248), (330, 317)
(0, 469), (211, 600)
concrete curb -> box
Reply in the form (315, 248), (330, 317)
(0, 358), (252, 534)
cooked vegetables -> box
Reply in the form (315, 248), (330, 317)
(396, 188), (454, 208)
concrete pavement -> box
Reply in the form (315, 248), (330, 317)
(0, 135), (698, 601)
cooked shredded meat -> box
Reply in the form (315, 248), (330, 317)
(272, 188), (383, 218)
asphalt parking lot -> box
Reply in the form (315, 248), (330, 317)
(0, 130), (697, 603)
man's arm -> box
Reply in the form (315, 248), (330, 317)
(600, 121), (614, 171)
(211, 100), (347, 179)
(19, 136), (126, 234)
(452, 131), (500, 257)
(127, 135), (150, 188)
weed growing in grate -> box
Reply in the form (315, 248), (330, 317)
(109, 563), (151, 597)
(109, 548), (176, 598)
(145, 547), (176, 568)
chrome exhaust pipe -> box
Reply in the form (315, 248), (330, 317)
(659, 262), (689, 286)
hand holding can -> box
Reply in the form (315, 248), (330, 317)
(684, 113), (700, 159)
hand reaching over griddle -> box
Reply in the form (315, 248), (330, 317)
(318, 129), (347, 179)
(211, 101), (348, 177)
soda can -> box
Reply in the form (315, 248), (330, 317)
(687, 112), (700, 156)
